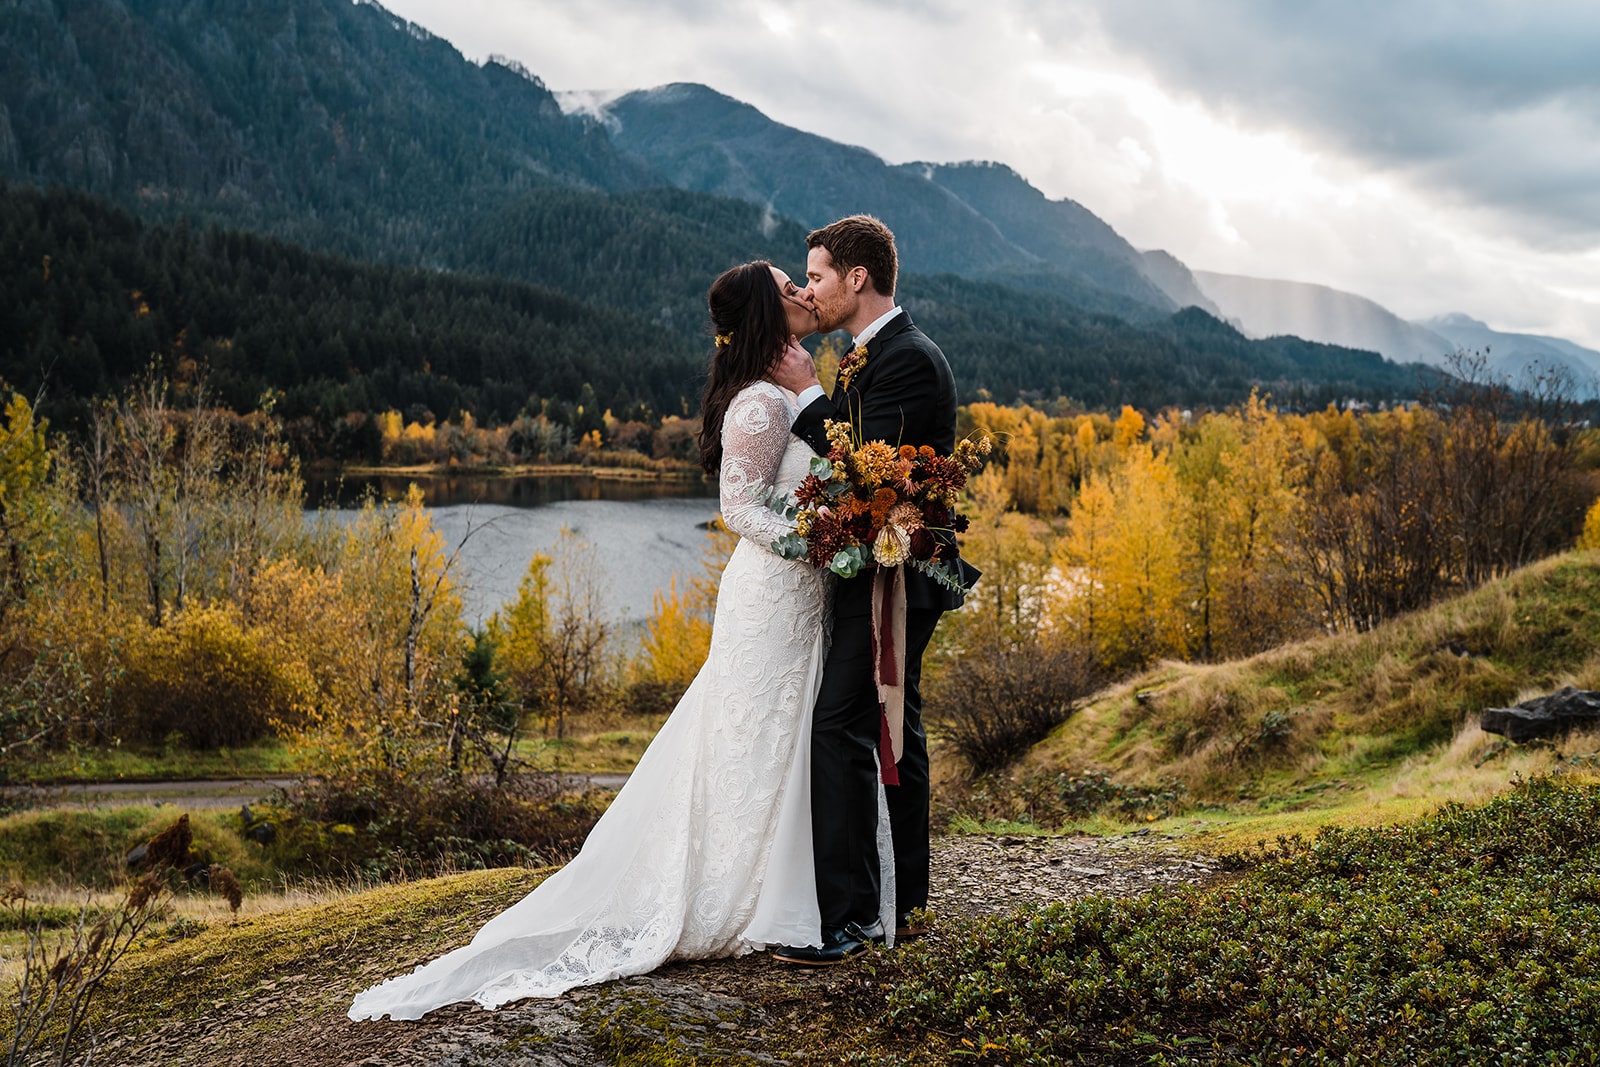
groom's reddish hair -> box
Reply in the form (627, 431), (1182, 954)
(807, 215), (897, 298)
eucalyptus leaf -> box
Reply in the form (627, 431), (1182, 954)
(912, 558), (970, 593)
(829, 545), (868, 579)
(772, 533), (808, 560)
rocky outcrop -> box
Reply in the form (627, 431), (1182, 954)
(1481, 687), (1600, 743)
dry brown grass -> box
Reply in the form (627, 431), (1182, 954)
(1014, 551), (1600, 818)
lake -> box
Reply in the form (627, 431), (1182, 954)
(308, 473), (723, 633)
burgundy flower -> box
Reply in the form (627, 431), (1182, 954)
(793, 473), (830, 507)
(807, 512), (850, 568)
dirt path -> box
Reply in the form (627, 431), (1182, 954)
(98, 832), (1229, 1066)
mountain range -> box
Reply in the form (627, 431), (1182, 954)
(8, 0), (1569, 434)
(1193, 274), (1600, 393)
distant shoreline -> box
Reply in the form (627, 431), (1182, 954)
(314, 462), (707, 483)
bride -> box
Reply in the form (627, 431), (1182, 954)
(349, 261), (890, 1021)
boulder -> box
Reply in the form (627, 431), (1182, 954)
(1481, 686), (1600, 742)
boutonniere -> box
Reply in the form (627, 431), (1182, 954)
(837, 344), (869, 392)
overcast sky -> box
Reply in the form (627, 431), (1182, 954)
(378, 0), (1600, 349)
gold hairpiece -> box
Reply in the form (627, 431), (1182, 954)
(715, 333), (733, 347)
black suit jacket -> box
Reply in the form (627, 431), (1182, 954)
(792, 310), (972, 615)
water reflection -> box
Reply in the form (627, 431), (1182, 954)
(305, 472), (712, 509)
(308, 473), (723, 637)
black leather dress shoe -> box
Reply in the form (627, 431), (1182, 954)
(771, 920), (885, 966)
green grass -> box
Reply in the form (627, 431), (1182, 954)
(10, 722), (660, 785)
(14, 740), (299, 785)
(514, 717), (668, 775)
(0, 806), (280, 890)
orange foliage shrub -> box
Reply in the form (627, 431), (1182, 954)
(112, 605), (307, 749)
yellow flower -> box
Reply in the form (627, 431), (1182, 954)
(854, 441), (902, 485)
(824, 419), (856, 457)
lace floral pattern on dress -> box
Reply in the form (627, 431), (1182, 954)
(348, 380), (840, 1021)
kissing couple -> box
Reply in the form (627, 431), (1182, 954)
(350, 215), (972, 1020)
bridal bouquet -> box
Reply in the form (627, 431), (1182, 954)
(768, 420), (991, 592)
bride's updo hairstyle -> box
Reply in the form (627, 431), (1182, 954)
(698, 260), (788, 474)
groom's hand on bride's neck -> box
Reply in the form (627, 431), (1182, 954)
(772, 336), (821, 394)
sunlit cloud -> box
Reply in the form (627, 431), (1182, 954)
(375, 0), (1600, 349)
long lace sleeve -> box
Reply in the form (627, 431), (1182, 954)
(719, 383), (800, 548)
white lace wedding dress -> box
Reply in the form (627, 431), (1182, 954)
(350, 381), (888, 1021)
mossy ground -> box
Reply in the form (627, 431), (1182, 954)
(97, 867), (549, 1029)
(68, 867), (875, 1065)
(872, 775), (1600, 1065)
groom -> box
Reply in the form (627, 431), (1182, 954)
(770, 215), (968, 964)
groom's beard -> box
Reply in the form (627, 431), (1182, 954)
(815, 304), (849, 334)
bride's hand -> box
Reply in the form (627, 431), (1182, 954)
(772, 335), (821, 394)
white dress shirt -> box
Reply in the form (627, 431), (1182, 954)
(797, 305), (904, 409)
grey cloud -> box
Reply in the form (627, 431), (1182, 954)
(1070, 0), (1600, 245)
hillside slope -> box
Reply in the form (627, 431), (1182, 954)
(0, 0), (650, 257)
(599, 84), (1174, 317)
(1010, 551), (1600, 837)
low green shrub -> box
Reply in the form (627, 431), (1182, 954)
(877, 775), (1600, 1065)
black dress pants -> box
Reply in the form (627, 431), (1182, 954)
(810, 604), (941, 929)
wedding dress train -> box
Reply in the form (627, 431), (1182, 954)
(350, 381), (889, 1021)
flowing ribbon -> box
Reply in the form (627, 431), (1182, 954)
(870, 564), (907, 786)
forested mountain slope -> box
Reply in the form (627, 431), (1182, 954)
(0, 0), (1435, 427)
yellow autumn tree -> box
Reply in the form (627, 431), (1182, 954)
(1109, 443), (1186, 666)
(955, 468), (1053, 646)
(1060, 443), (1185, 670)
(289, 485), (465, 778)
(637, 575), (711, 695)
(1173, 411), (1236, 661)
(1112, 405), (1146, 453)
(1174, 393), (1306, 659)
(495, 531), (613, 740)
(1054, 472), (1116, 655)
(0, 393), (52, 616)
(1003, 420), (1043, 515)
(1210, 393), (1305, 655)
(1579, 497), (1600, 550)
(814, 335), (848, 395)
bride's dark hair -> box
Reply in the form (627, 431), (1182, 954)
(698, 260), (788, 474)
